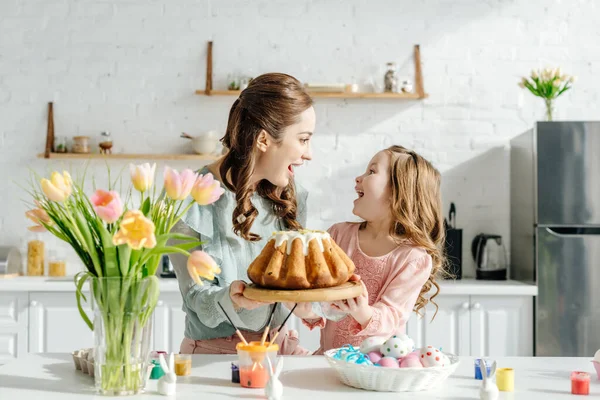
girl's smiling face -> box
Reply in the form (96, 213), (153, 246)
(353, 150), (393, 221)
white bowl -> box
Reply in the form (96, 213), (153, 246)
(325, 348), (459, 392)
(192, 137), (218, 154)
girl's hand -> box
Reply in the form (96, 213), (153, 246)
(230, 280), (272, 311)
(332, 280), (373, 327)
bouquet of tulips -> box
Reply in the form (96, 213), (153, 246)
(519, 67), (576, 121)
(24, 163), (224, 395)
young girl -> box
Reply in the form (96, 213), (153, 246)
(300, 145), (445, 353)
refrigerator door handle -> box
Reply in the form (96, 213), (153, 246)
(544, 227), (600, 237)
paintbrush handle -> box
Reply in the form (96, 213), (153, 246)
(269, 331), (280, 344)
(260, 326), (270, 346)
(235, 329), (248, 346)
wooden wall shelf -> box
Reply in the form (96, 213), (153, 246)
(196, 42), (428, 99)
(195, 90), (427, 99)
(37, 153), (220, 161)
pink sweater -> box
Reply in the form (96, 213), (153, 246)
(310, 222), (433, 354)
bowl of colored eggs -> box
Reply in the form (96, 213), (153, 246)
(324, 334), (459, 392)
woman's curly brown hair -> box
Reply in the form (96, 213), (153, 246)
(219, 73), (313, 241)
(385, 145), (447, 319)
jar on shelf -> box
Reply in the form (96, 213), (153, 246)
(98, 131), (113, 154)
(54, 136), (67, 153)
(72, 136), (90, 154)
(48, 250), (66, 277)
(384, 62), (398, 93)
(27, 235), (45, 276)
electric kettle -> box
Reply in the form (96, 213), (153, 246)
(471, 233), (507, 280)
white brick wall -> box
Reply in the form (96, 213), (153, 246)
(0, 0), (595, 278)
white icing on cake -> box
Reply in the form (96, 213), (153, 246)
(271, 229), (330, 256)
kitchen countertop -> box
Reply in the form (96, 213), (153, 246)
(0, 276), (538, 296)
(0, 353), (596, 399)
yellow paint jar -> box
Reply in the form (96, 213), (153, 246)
(496, 368), (514, 391)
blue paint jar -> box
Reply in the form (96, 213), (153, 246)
(474, 359), (491, 380)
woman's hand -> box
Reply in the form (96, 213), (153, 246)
(331, 279), (373, 327)
(282, 302), (318, 319)
(229, 280), (272, 311)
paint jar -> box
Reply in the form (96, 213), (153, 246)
(474, 358), (491, 380)
(231, 362), (240, 383)
(571, 371), (590, 395)
(236, 341), (279, 388)
(496, 368), (514, 391)
(174, 354), (191, 376)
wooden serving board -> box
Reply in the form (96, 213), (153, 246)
(242, 281), (363, 303)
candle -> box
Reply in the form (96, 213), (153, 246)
(496, 368), (514, 391)
(239, 365), (270, 388)
(571, 371), (590, 395)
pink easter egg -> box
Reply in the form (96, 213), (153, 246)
(378, 356), (399, 368)
(367, 351), (382, 364)
(399, 352), (423, 368)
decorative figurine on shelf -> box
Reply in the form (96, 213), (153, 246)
(479, 359), (499, 400)
(384, 62), (398, 93)
(157, 353), (177, 396)
(264, 356), (284, 400)
(99, 131), (113, 154)
(401, 80), (413, 93)
(227, 73), (240, 91)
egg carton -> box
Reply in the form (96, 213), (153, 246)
(325, 348), (459, 392)
(71, 348), (95, 377)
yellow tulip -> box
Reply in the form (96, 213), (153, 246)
(40, 171), (72, 202)
(129, 163), (156, 192)
(187, 250), (221, 286)
(112, 210), (157, 250)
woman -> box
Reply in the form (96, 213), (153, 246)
(169, 73), (316, 355)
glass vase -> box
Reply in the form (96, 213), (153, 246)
(544, 98), (554, 121)
(91, 276), (159, 396)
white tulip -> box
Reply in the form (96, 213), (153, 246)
(555, 67), (562, 78)
(531, 69), (539, 79)
(569, 75), (577, 83)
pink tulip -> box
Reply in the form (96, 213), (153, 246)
(90, 189), (123, 223)
(191, 173), (225, 205)
(187, 250), (221, 286)
(25, 208), (52, 232)
(163, 167), (198, 200)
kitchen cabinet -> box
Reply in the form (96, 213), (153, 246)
(0, 293), (28, 364)
(152, 293), (186, 354)
(0, 282), (534, 360)
(406, 295), (534, 357)
(28, 292), (93, 353)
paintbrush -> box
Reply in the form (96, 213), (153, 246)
(217, 301), (248, 345)
(260, 303), (278, 346)
(269, 303), (298, 344)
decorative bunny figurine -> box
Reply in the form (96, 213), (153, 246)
(158, 353), (177, 396)
(265, 356), (284, 400)
(479, 359), (499, 400)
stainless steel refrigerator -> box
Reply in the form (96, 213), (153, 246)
(511, 121), (600, 357)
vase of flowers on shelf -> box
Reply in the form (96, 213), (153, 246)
(519, 67), (576, 121)
(24, 164), (224, 395)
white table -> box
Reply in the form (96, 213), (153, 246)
(0, 354), (597, 399)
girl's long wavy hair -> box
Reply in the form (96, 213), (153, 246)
(219, 73), (313, 241)
(385, 145), (446, 318)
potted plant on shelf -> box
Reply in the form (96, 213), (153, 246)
(23, 164), (224, 395)
(519, 67), (576, 121)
